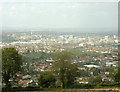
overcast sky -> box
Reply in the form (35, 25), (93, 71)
(2, 2), (118, 32)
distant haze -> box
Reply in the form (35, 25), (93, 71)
(2, 2), (118, 33)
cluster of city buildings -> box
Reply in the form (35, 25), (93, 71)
(1, 31), (119, 87)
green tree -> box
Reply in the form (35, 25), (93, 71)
(38, 71), (56, 88)
(51, 51), (79, 88)
(90, 68), (101, 76)
(114, 67), (120, 82)
(88, 76), (102, 84)
(109, 67), (120, 82)
(2, 47), (23, 88)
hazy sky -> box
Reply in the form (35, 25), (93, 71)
(2, 2), (118, 31)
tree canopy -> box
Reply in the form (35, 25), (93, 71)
(88, 76), (102, 84)
(114, 67), (120, 82)
(51, 51), (79, 88)
(38, 71), (56, 88)
(109, 67), (120, 82)
(2, 47), (23, 88)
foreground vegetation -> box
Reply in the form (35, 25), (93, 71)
(1, 47), (120, 92)
(2, 85), (120, 92)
